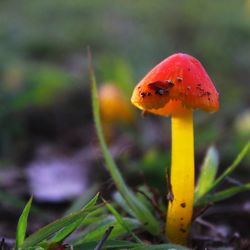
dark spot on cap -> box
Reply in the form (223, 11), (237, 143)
(180, 217), (184, 221)
(155, 89), (164, 95)
(148, 80), (174, 96)
(140, 92), (146, 98)
(167, 80), (174, 86)
(188, 68), (191, 72)
(180, 202), (186, 208)
(176, 77), (183, 82)
(180, 228), (187, 233)
(147, 92), (152, 96)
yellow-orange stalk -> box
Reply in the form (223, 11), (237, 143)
(166, 110), (194, 245)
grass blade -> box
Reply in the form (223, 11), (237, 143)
(195, 146), (219, 203)
(72, 217), (114, 244)
(73, 216), (140, 244)
(15, 197), (33, 249)
(50, 193), (100, 243)
(64, 185), (99, 215)
(73, 240), (140, 250)
(89, 54), (160, 235)
(0, 189), (45, 217)
(49, 218), (83, 243)
(195, 141), (250, 207)
(82, 193), (100, 210)
(132, 243), (190, 250)
(103, 199), (142, 243)
(21, 194), (98, 248)
(112, 191), (135, 217)
(207, 142), (250, 194)
(197, 183), (250, 206)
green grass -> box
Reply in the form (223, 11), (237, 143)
(90, 52), (161, 235)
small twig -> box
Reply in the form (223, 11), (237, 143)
(139, 171), (161, 202)
(195, 217), (225, 239)
(0, 237), (14, 250)
(0, 238), (4, 250)
(225, 176), (244, 186)
(137, 189), (165, 220)
(101, 177), (115, 192)
(192, 203), (213, 221)
(94, 226), (114, 250)
(138, 172), (164, 219)
(166, 168), (174, 202)
(191, 235), (224, 243)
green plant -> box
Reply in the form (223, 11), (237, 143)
(90, 57), (161, 235)
(195, 142), (250, 207)
(13, 193), (188, 250)
(14, 194), (99, 250)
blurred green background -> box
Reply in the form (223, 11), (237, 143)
(0, 0), (249, 177)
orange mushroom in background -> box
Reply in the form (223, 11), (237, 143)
(131, 53), (219, 245)
(99, 83), (134, 142)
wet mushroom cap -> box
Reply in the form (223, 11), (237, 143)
(131, 53), (219, 116)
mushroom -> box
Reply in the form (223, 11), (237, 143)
(131, 53), (219, 244)
(99, 83), (134, 124)
(99, 83), (134, 142)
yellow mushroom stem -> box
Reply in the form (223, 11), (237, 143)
(166, 109), (194, 245)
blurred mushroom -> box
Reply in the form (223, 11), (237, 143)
(98, 83), (134, 142)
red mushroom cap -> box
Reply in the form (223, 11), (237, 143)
(131, 53), (219, 116)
